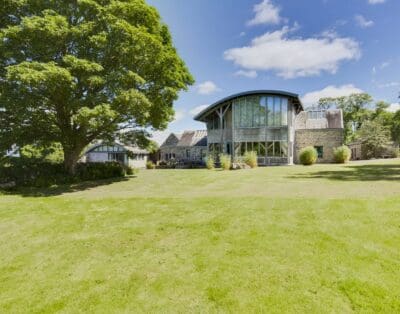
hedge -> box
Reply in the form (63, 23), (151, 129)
(0, 158), (126, 188)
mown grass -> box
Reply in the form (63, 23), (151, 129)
(0, 160), (400, 313)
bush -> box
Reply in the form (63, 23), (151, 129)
(333, 145), (351, 163)
(76, 162), (125, 181)
(0, 158), (126, 188)
(126, 166), (135, 175)
(146, 161), (155, 169)
(219, 154), (231, 170)
(206, 155), (215, 170)
(386, 147), (399, 158)
(243, 151), (258, 168)
(299, 147), (318, 165)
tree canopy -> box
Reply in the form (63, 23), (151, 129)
(0, 0), (194, 173)
(355, 120), (391, 159)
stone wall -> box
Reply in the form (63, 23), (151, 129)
(159, 146), (207, 161)
(294, 129), (343, 163)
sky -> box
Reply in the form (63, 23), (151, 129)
(147, 0), (400, 144)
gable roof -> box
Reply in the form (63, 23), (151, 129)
(160, 133), (182, 148)
(177, 130), (207, 147)
(160, 130), (207, 148)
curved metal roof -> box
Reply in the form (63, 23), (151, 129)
(193, 90), (303, 121)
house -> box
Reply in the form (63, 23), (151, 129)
(159, 130), (207, 162)
(193, 90), (344, 165)
(83, 142), (149, 168)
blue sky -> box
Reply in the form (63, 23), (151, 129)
(147, 0), (400, 144)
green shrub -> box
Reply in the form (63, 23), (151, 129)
(146, 161), (155, 169)
(126, 166), (134, 175)
(206, 155), (215, 170)
(0, 158), (126, 188)
(386, 147), (399, 158)
(243, 151), (258, 168)
(219, 154), (231, 170)
(76, 162), (125, 181)
(299, 147), (318, 165)
(333, 145), (351, 163)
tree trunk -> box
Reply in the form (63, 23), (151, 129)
(63, 147), (82, 176)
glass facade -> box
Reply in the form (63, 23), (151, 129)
(234, 95), (288, 128)
(204, 93), (294, 164)
(234, 141), (288, 158)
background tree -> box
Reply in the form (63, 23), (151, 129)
(19, 143), (64, 163)
(391, 110), (400, 145)
(372, 101), (394, 130)
(0, 0), (194, 174)
(318, 93), (373, 142)
(355, 120), (391, 159)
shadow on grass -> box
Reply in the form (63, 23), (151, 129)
(1, 176), (132, 197)
(289, 164), (400, 181)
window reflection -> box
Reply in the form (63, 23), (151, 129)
(233, 95), (288, 128)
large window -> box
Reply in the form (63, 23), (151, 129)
(266, 141), (288, 157)
(108, 153), (125, 163)
(234, 141), (286, 157)
(207, 115), (220, 130)
(234, 95), (288, 128)
(208, 143), (221, 157)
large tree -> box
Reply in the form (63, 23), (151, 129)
(355, 120), (391, 159)
(0, 0), (193, 174)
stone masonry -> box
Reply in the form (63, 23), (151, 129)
(294, 129), (344, 163)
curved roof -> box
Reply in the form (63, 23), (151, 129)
(193, 90), (303, 122)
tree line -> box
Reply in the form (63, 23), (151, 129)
(317, 93), (400, 159)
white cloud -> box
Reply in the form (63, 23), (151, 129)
(224, 25), (361, 79)
(189, 104), (209, 116)
(388, 103), (400, 112)
(196, 81), (221, 95)
(380, 61), (390, 69)
(235, 70), (258, 78)
(301, 84), (364, 107)
(377, 81), (400, 88)
(368, 0), (385, 4)
(355, 14), (374, 28)
(372, 61), (390, 74)
(247, 0), (282, 26)
(173, 110), (185, 122)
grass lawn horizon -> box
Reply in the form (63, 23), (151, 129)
(1, 159), (400, 312)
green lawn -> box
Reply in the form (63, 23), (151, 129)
(1, 160), (400, 313)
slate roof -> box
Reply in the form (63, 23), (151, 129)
(160, 130), (208, 148)
(177, 130), (207, 147)
(160, 133), (182, 148)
